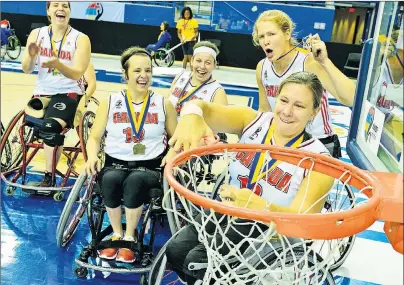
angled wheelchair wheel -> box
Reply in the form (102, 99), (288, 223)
(148, 228), (186, 285)
(79, 110), (105, 166)
(164, 170), (226, 235)
(0, 111), (34, 171)
(1, 122), (11, 170)
(318, 184), (356, 271)
(154, 49), (175, 68)
(56, 172), (93, 247)
(6, 35), (21, 60)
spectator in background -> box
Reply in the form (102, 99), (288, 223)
(146, 21), (172, 56)
(176, 7), (199, 70)
(1, 19), (12, 47)
(219, 16), (230, 30)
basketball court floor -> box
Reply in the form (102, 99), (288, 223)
(1, 52), (403, 285)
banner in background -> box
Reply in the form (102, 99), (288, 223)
(70, 2), (125, 23)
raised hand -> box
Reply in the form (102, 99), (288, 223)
(310, 33), (329, 65)
(41, 50), (61, 69)
(28, 38), (42, 57)
(168, 114), (215, 152)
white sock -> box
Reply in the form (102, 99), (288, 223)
(124, 235), (135, 242)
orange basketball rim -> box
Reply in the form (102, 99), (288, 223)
(164, 144), (404, 254)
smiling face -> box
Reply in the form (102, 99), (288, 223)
(192, 52), (216, 82)
(256, 20), (291, 61)
(47, 2), (71, 27)
(273, 83), (318, 138)
(126, 55), (152, 95)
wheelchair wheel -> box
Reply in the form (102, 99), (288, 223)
(318, 184), (356, 271)
(154, 48), (175, 67)
(79, 110), (105, 165)
(1, 122), (12, 170)
(164, 167), (227, 235)
(56, 172), (93, 247)
(148, 228), (186, 285)
(0, 111), (34, 171)
(6, 35), (21, 60)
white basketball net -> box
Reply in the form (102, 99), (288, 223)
(163, 148), (373, 284)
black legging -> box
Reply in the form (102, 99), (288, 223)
(165, 211), (268, 284)
(98, 154), (162, 209)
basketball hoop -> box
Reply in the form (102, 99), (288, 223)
(163, 144), (403, 284)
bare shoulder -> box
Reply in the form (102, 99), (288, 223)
(27, 28), (41, 42)
(256, 58), (265, 70)
(77, 33), (90, 44)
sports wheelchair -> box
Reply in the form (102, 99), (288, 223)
(1, 28), (21, 60)
(57, 171), (167, 284)
(147, 163), (357, 284)
(0, 96), (99, 201)
(153, 43), (175, 68)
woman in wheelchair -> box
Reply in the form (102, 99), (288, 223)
(21, 1), (91, 187)
(165, 72), (335, 284)
(169, 41), (227, 117)
(146, 21), (171, 56)
(85, 47), (178, 263)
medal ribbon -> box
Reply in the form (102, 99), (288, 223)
(48, 25), (70, 73)
(177, 74), (212, 106)
(124, 90), (151, 139)
(247, 120), (305, 188)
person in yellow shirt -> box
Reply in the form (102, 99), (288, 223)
(176, 7), (199, 69)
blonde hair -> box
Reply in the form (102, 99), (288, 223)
(194, 41), (220, 56)
(252, 10), (297, 46)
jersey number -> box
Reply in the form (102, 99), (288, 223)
(237, 175), (263, 196)
(123, 128), (145, 143)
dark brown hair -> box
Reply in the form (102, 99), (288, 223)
(46, 1), (71, 10)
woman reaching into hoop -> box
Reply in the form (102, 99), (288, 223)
(21, 1), (91, 187)
(255, 10), (356, 158)
(165, 72), (335, 284)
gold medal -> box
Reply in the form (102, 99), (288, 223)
(51, 68), (61, 76)
(133, 143), (146, 155)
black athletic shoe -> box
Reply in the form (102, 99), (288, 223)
(40, 172), (55, 187)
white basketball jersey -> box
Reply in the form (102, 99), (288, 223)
(169, 71), (223, 117)
(371, 61), (402, 113)
(33, 26), (84, 95)
(260, 51), (333, 138)
(228, 112), (330, 207)
(104, 91), (167, 161)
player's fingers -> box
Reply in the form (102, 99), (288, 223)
(96, 160), (101, 173)
(182, 140), (191, 152)
(168, 133), (177, 147)
(173, 139), (184, 153)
